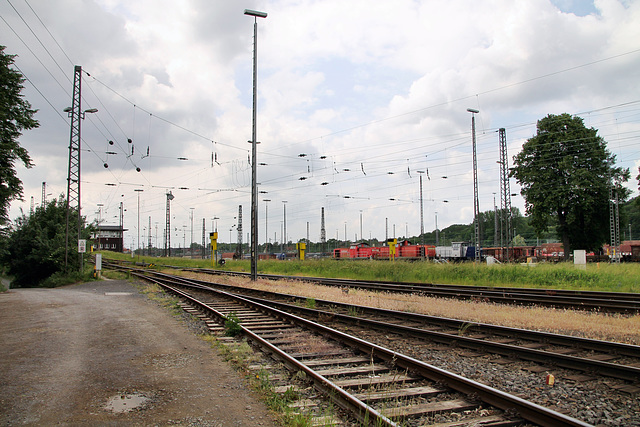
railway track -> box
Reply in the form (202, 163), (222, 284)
(142, 269), (640, 384)
(131, 269), (590, 426)
(176, 267), (640, 314)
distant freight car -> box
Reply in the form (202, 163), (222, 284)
(435, 242), (475, 261)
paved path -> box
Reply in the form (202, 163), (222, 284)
(0, 280), (277, 426)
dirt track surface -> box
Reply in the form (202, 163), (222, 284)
(0, 279), (277, 426)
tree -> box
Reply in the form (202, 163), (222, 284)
(0, 196), (92, 287)
(510, 113), (630, 259)
(0, 46), (39, 225)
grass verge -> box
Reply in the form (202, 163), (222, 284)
(101, 250), (640, 293)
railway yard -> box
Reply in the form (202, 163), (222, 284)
(2, 260), (638, 426)
(113, 264), (639, 426)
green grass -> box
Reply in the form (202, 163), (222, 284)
(98, 251), (640, 293)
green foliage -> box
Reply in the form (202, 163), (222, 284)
(0, 196), (94, 287)
(304, 297), (316, 309)
(0, 46), (39, 225)
(621, 196), (640, 240)
(224, 312), (243, 337)
(510, 113), (630, 256)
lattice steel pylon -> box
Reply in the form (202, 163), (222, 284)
(468, 109), (481, 262)
(609, 187), (621, 263)
(320, 207), (326, 254)
(236, 205), (243, 259)
(65, 65), (83, 269)
(202, 218), (206, 259)
(498, 128), (513, 262)
(165, 191), (174, 256)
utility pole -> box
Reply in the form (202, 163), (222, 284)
(134, 189), (143, 259)
(119, 202), (124, 253)
(263, 199), (271, 252)
(493, 193), (498, 248)
(245, 8), (267, 281)
(498, 128), (512, 261)
(165, 191), (174, 256)
(282, 201), (287, 251)
(418, 171), (425, 244)
(236, 205), (243, 259)
(202, 218), (206, 259)
(610, 186), (621, 263)
(385, 217), (388, 241)
(190, 207), (194, 254)
(467, 108), (480, 262)
(320, 207), (326, 254)
(64, 65), (97, 271)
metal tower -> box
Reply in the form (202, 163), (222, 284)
(202, 218), (206, 259)
(119, 201), (124, 252)
(236, 205), (243, 259)
(41, 182), (46, 207)
(64, 65), (82, 269)
(419, 173), (425, 244)
(609, 187), (621, 263)
(165, 191), (174, 256)
(320, 207), (326, 254)
(468, 108), (480, 262)
(498, 128), (513, 261)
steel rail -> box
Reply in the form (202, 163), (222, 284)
(122, 267), (640, 380)
(238, 293), (640, 382)
(176, 267), (640, 313)
(133, 270), (591, 427)
(142, 267), (640, 359)
(134, 273), (398, 426)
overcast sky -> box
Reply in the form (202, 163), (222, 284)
(3, 0), (640, 250)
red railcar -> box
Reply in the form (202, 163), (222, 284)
(333, 241), (436, 260)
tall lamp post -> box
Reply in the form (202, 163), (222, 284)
(263, 199), (271, 252)
(245, 8), (267, 281)
(282, 200), (287, 252)
(467, 108), (480, 262)
(134, 189), (143, 260)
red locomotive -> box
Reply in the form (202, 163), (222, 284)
(333, 240), (436, 260)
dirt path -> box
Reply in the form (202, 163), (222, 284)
(0, 279), (278, 426)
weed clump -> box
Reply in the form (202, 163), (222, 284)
(224, 312), (243, 337)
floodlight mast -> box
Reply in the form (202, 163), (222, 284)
(467, 108), (481, 262)
(244, 9), (267, 18)
(245, 8), (267, 281)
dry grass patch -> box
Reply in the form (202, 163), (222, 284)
(176, 270), (640, 345)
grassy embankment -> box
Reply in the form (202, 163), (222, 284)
(101, 251), (639, 293)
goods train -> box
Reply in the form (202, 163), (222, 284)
(333, 240), (475, 261)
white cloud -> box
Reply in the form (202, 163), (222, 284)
(2, 0), (639, 249)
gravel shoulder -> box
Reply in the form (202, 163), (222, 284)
(0, 279), (278, 426)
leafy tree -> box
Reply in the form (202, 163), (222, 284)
(0, 46), (39, 225)
(510, 113), (630, 258)
(0, 196), (92, 287)
(621, 196), (640, 241)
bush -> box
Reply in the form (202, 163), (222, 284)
(0, 196), (94, 287)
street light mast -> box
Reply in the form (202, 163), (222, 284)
(245, 8), (267, 281)
(467, 108), (480, 262)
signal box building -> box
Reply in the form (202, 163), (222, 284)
(94, 225), (127, 252)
